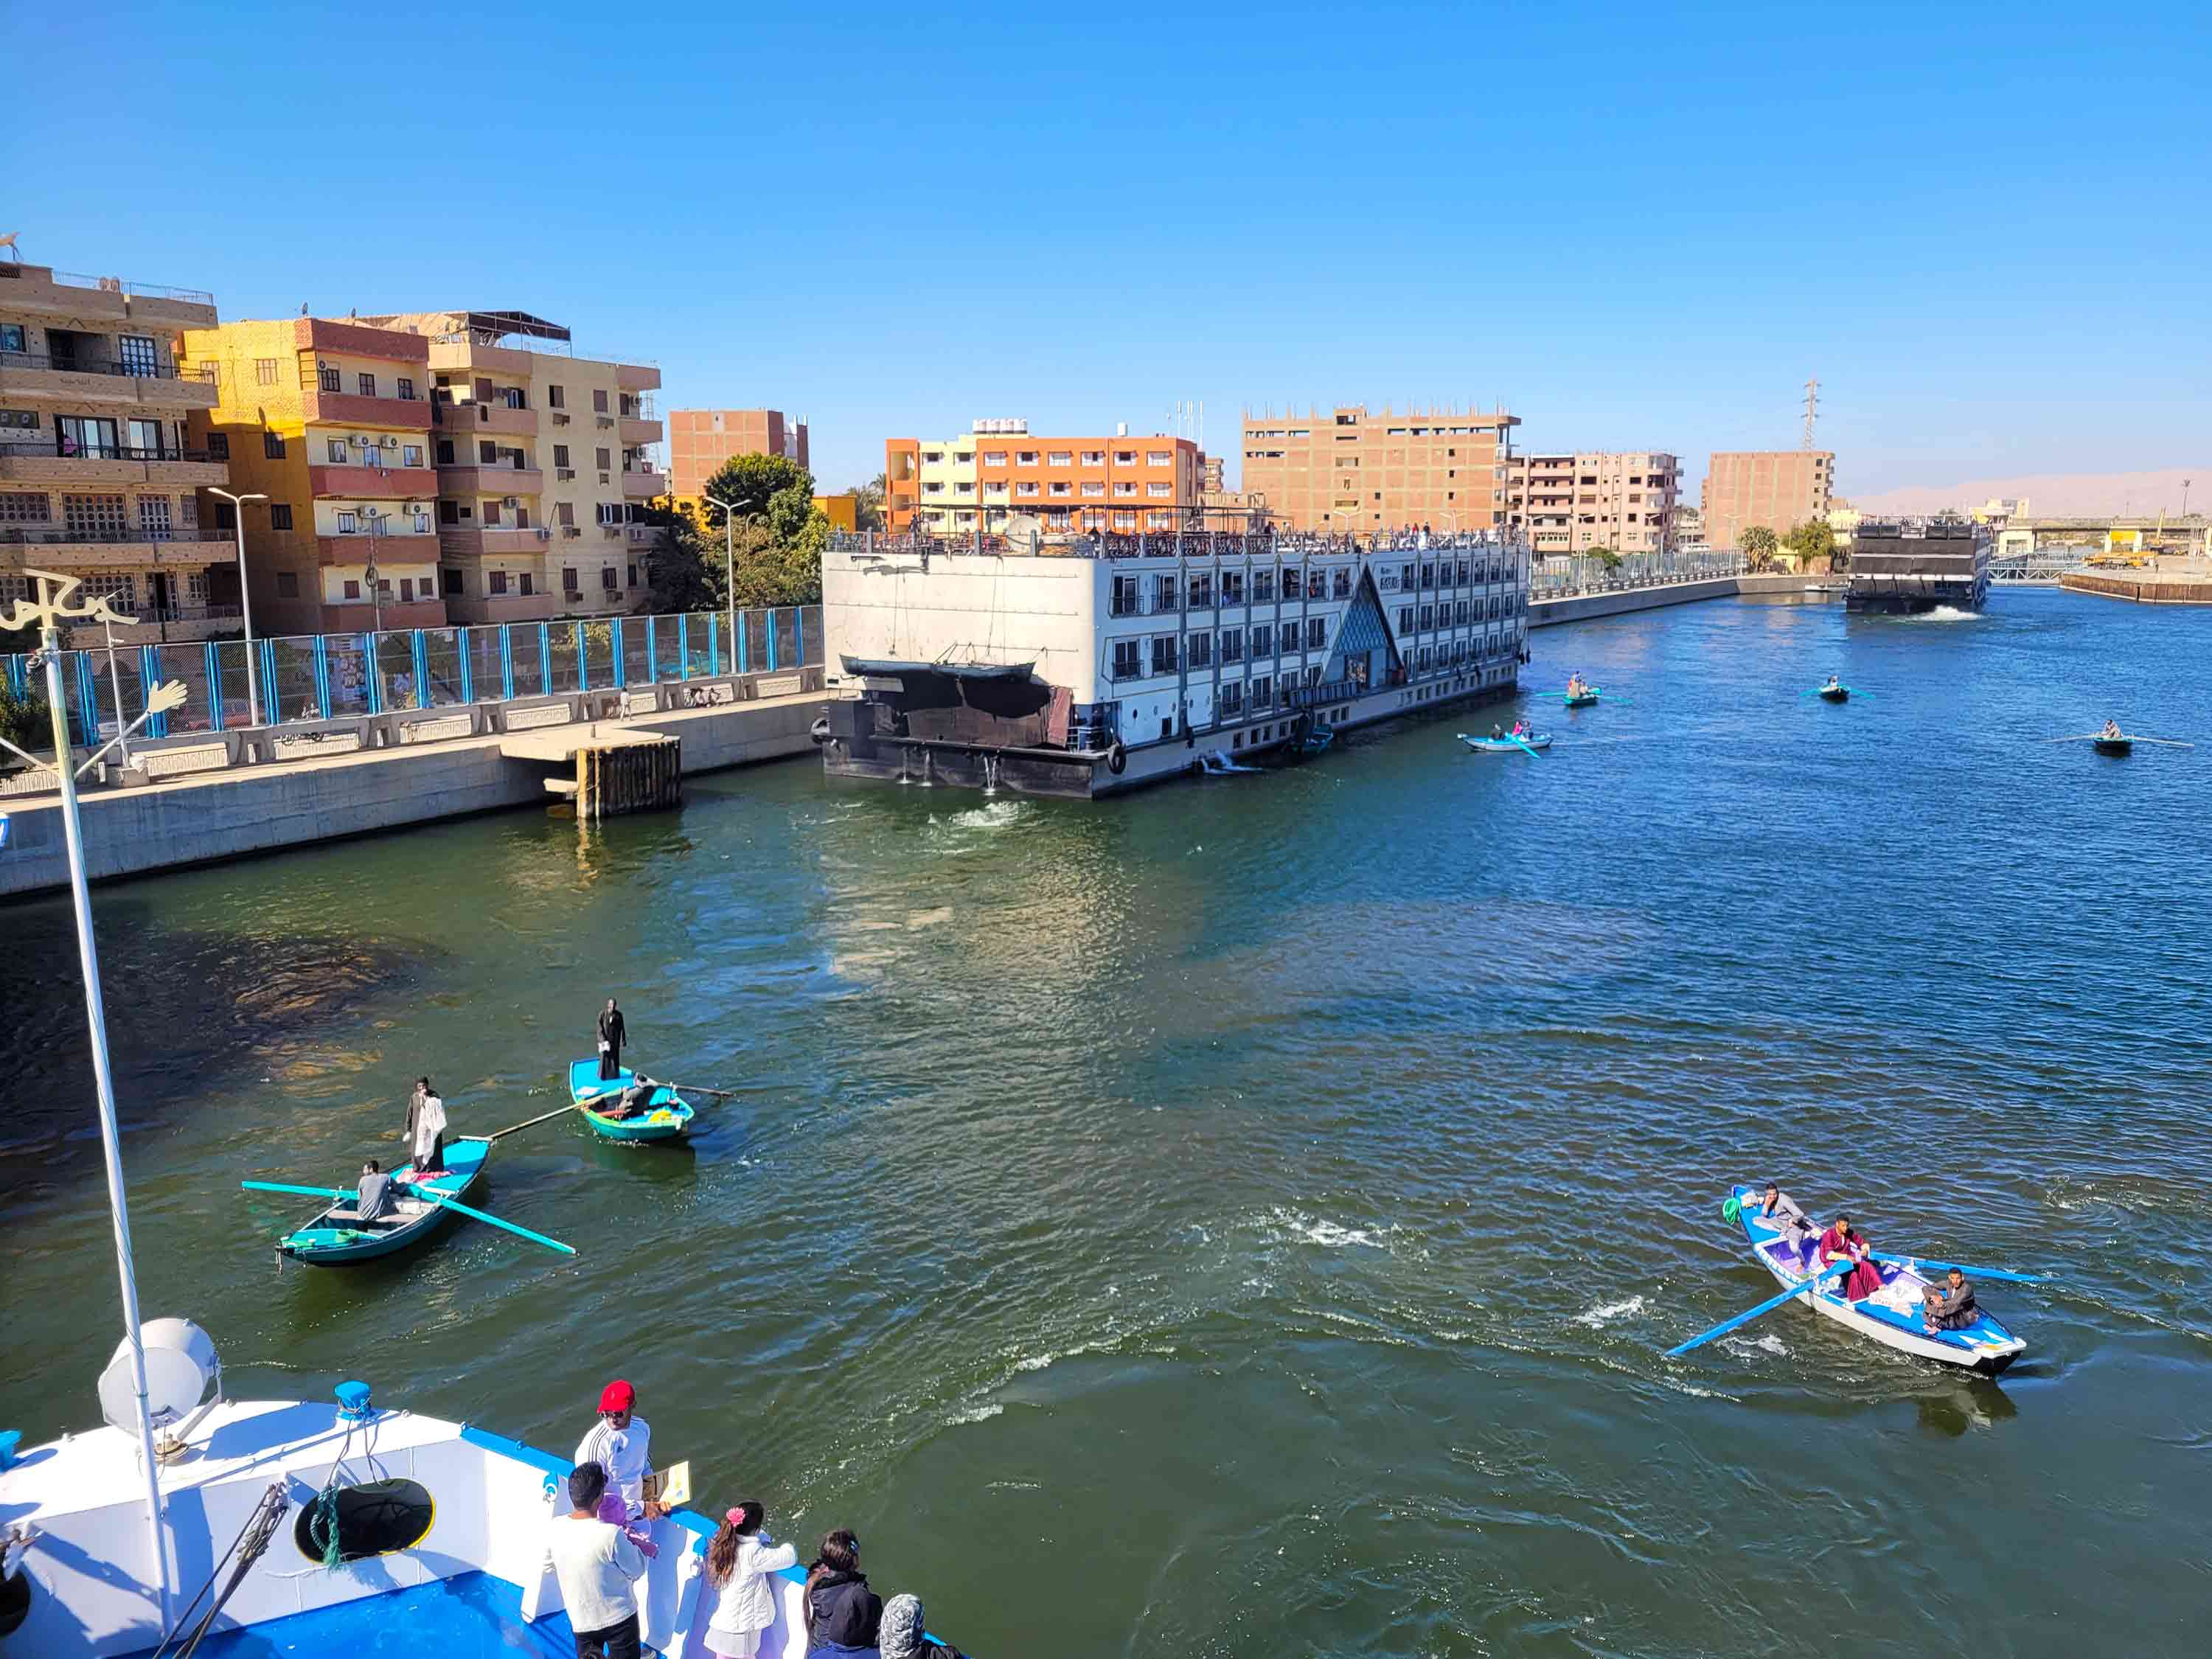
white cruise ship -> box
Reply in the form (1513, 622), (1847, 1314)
(817, 526), (1531, 796)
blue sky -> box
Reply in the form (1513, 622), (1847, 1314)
(17, 2), (2210, 498)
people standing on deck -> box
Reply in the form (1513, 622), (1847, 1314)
(803, 1530), (883, 1658)
(597, 999), (627, 1081)
(701, 1502), (800, 1659)
(356, 1160), (394, 1222)
(406, 1079), (446, 1174)
(577, 1380), (664, 1528)
(546, 1461), (647, 1659)
(1922, 1267), (1978, 1332)
(1818, 1215), (1882, 1301)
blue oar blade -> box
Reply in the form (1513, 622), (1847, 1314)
(1867, 1251), (2041, 1284)
(1509, 734), (1544, 759)
(411, 1189), (577, 1256)
(241, 1179), (351, 1201)
(1665, 1259), (1851, 1357)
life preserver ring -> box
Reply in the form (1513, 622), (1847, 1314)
(1106, 741), (1127, 775)
(809, 716), (832, 745)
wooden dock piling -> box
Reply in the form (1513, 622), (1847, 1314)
(574, 735), (682, 818)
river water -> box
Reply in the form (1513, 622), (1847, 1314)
(4, 588), (2208, 1658)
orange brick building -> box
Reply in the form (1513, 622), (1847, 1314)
(1702, 451), (1835, 552)
(669, 408), (807, 504)
(1240, 405), (1519, 534)
(885, 422), (1205, 534)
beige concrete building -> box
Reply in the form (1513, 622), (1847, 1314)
(1507, 451), (1680, 557)
(1239, 405), (1518, 534)
(669, 408), (805, 507)
(355, 311), (663, 624)
(1703, 451), (1834, 552)
(0, 262), (234, 644)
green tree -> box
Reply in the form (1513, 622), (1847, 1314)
(697, 453), (814, 529)
(850, 472), (886, 532)
(1586, 545), (1622, 571)
(1739, 525), (1779, 569)
(1783, 518), (1837, 571)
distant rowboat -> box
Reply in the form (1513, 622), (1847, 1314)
(2093, 735), (2132, 757)
(1458, 733), (1552, 753)
(568, 1060), (696, 1143)
(1818, 685), (1849, 703)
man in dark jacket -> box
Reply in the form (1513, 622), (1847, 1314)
(597, 1000), (627, 1081)
(804, 1530), (882, 1655)
(1923, 1268), (1978, 1332)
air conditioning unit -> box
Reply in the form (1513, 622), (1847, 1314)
(557, 467), (575, 481)
(536, 527), (552, 540)
(380, 435), (399, 448)
(597, 471), (610, 484)
(553, 413), (570, 425)
(503, 496), (520, 508)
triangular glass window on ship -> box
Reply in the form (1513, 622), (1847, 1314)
(1324, 567), (1402, 692)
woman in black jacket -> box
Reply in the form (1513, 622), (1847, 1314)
(802, 1529), (883, 1655)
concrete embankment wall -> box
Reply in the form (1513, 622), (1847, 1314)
(0, 694), (830, 900)
(2059, 572), (2212, 605)
(1528, 572), (1811, 628)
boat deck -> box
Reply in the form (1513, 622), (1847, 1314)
(125, 1571), (577, 1659)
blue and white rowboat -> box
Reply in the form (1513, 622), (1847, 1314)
(1730, 1184), (2027, 1374)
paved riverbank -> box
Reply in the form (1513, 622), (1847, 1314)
(0, 689), (829, 899)
(2059, 569), (2212, 604)
(1529, 570), (1814, 627)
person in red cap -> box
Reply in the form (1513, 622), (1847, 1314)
(575, 1380), (663, 1528)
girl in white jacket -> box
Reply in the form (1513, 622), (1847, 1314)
(701, 1501), (799, 1659)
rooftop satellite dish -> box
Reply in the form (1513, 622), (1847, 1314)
(1000, 513), (1044, 555)
(100, 1318), (221, 1459)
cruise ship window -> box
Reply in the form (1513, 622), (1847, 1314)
(1400, 564), (1415, 587)
(1332, 569), (1352, 599)
(1252, 624), (1273, 655)
(1221, 571), (1245, 605)
(1188, 574), (1212, 608)
(1253, 571), (1275, 604)
(1307, 617), (1325, 648)
(1397, 608), (1413, 632)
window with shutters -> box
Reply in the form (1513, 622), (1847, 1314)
(358, 373), (377, 397)
(265, 433), (285, 459)
(562, 566), (580, 594)
(270, 504), (293, 530)
(254, 358), (278, 386)
(490, 571), (509, 594)
(319, 366), (341, 393)
(206, 431), (229, 460)
(548, 385), (565, 408)
(592, 389), (609, 413)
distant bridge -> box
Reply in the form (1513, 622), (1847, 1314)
(1993, 515), (2211, 559)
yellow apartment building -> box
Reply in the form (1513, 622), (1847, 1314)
(181, 319), (442, 634)
(0, 261), (234, 644)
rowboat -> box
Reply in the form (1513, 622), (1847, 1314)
(1458, 732), (1553, 753)
(1728, 1183), (2026, 1374)
(1563, 691), (1600, 709)
(1818, 685), (1849, 703)
(274, 1138), (489, 1265)
(1297, 722), (1336, 754)
(2093, 735), (2132, 757)
(568, 1059), (696, 1142)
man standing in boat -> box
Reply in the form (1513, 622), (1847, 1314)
(597, 998), (627, 1082)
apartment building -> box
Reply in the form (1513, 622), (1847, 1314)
(1702, 451), (1835, 552)
(1239, 406), (1519, 534)
(668, 408), (806, 507)
(0, 261), (234, 644)
(181, 319), (442, 634)
(885, 421), (1204, 534)
(355, 310), (664, 623)
(1507, 451), (1680, 557)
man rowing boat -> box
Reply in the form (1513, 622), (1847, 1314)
(2101, 719), (2124, 740)
(1922, 1267), (1978, 1332)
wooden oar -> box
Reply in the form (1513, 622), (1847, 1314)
(240, 1180), (349, 1201)
(2128, 736), (2197, 749)
(406, 1189), (577, 1256)
(463, 1102), (585, 1141)
(1507, 734), (1544, 759)
(663, 1081), (738, 1099)
(1868, 1251), (2042, 1284)
(1665, 1257), (1854, 1357)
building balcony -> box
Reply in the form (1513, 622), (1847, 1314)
(60, 605), (245, 647)
(0, 353), (218, 409)
(308, 462), (439, 501)
(439, 526), (553, 559)
(439, 465), (543, 497)
(619, 416), (662, 446)
(444, 400), (538, 437)
(442, 590), (563, 625)
(1, 529), (232, 573)
(301, 388), (434, 430)
(311, 598), (450, 633)
(427, 338), (536, 378)
(316, 532), (441, 566)
(621, 469), (665, 499)
(616, 363), (660, 393)
(0, 442), (228, 487)
(0, 264), (216, 327)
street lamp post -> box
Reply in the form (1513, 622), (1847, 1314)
(705, 493), (740, 675)
(0, 571), (191, 1627)
(206, 487), (267, 726)
(361, 507), (387, 636)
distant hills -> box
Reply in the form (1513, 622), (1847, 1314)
(1850, 466), (2208, 518)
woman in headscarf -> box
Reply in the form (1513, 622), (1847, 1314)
(880, 1593), (964, 1659)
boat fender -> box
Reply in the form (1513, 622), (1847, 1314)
(809, 716), (832, 745)
(1107, 742), (1127, 775)
(1721, 1196), (1742, 1222)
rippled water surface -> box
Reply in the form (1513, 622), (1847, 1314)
(4, 588), (2209, 1658)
